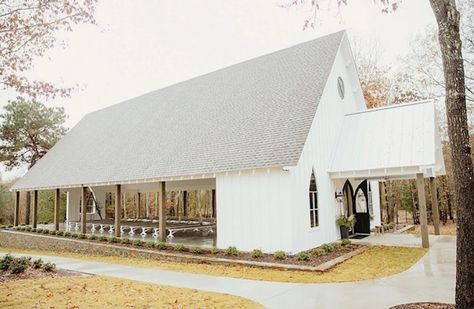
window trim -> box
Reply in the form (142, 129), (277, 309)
(309, 169), (319, 229)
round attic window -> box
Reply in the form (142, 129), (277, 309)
(337, 76), (345, 99)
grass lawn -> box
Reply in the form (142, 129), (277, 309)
(406, 223), (456, 236)
(0, 246), (427, 283)
(0, 275), (261, 309)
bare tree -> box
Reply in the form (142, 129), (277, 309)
(0, 0), (97, 100)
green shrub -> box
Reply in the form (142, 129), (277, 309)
(57, 231), (65, 236)
(174, 243), (187, 252)
(120, 238), (130, 245)
(42, 262), (56, 272)
(341, 239), (351, 246)
(155, 241), (166, 250)
(145, 241), (155, 248)
(42, 229), (50, 234)
(225, 246), (238, 256)
(64, 231), (72, 237)
(296, 252), (310, 261)
(31, 228), (37, 233)
(210, 246), (220, 254)
(107, 236), (118, 243)
(25, 226), (32, 232)
(132, 239), (143, 246)
(32, 258), (43, 269)
(311, 248), (326, 257)
(0, 254), (14, 270)
(320, 243), (336, 252)
(9, 257), (30, 274)
(87, 234), (97, 240)
(190, 246), (202, 254)
(332, 242), (341, 250)
(36, 228), (43, 233)
(7, 225), (13, 228)
(251, 249), (263, 259)
(78, 233), (86, 239)
(273, 251), (286, 260)
(71, 233), (78, 238)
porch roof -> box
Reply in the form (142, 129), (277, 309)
(329, 100), (445, 179)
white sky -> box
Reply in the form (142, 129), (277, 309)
(0, 0), (436, 180)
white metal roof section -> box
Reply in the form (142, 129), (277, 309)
(329, 100), (445, 179)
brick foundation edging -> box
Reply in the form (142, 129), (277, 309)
(0, 230), (365, 272)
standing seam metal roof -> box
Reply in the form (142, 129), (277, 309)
(12, 31), (344, 190)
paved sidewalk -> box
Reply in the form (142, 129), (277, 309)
(1, 236), (455, 309)
(351, 232), (447, 247)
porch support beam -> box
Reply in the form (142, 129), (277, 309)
(32, 190), (38, 229)
(211, 189), (216, 218)
(13, 191), (20, 226)
(137, 192), (141, 219)
(159, 182), (166, 242)
(115, 184), (122, 237)
(183, 190), (187, 217)
(54, 188), (60, 231)
(430, 177), (440, 235)
(81, 187), (87, 234)
(416, 173), (429, 248)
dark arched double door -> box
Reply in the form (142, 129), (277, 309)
(342, 180), (371, 235)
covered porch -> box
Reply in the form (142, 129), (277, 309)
(329, 100), (445, 248)
(13, 178), (217, 248)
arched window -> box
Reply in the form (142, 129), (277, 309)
(309, 169), (319, 228)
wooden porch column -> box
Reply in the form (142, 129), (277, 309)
(159, 182), (166, 242)
(416, 173), (429, 248)
(32, 190), (38, 229)
(211, 189), (216, 218)
(182, 190), (187, 217)
(81, 187), (87, 234)
(54, 188), (60, 231)
(115, 185), (122, 237)
(430, 177), (441, 235)
(137, 192), (141, 219)
(13, 191), (20, 226)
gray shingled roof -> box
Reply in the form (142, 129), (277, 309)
(12, 31), (344, 191)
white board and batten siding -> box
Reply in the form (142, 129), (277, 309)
(287, 34), (376, 253)
(217, 34), (380, 253)
(216, 168), (292, 253)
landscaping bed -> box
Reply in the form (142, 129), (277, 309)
(0, 253), (80, 283)
(1, 227), (364, 271)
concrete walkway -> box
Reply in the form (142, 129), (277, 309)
(351, 232), (448, 247)
(1, 236), (455, 309)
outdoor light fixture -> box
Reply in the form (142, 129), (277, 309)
(335, 190), (343, 201)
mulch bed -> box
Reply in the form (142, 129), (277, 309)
(390, 303), (455, 309)
(199, 244), (363, 267)
(7, 229), (366, 269)
(0, 268), (86, 283)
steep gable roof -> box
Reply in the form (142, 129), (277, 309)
(13, 31), (344, 191)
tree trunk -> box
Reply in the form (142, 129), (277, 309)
(429, 1), (474, 307)
(25, 191), (30, 225)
